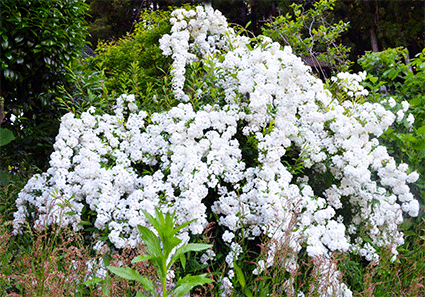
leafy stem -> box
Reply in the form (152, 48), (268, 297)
(107, 208), (213, 297)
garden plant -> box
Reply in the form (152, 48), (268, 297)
(1, 3), (424, 297)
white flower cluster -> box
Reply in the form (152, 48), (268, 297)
(159, 5), (231, 102)
(331, 71), (369, 98)
(382, 97), (415, 128)
(13, 5), (419, 296)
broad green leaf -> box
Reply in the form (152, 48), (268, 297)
(106, 266), (155, 292)
(163, 236), (181, 259)
(0, 128), (15, 146)
(107, 266), (140, 281)
(368, 75), (378, 84)
(131, 254), (153, 264)
(169, 243), (213, 269)
(172, 274), (213, 297)
(137, 225), (162, 257)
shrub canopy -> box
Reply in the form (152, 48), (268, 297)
(13, 5), (420, 296)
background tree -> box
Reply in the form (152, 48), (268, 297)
(85, 0), (206, 48)
(0, 0), (90, 173)
(335, 0), (425, 59)
(262, 0), (351, 78)
(85, 0), (280, 48)
(84, 0), (424, 68)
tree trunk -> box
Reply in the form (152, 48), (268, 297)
(370, 28), (379, 52)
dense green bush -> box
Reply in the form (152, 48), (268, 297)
(69, 8), (176, 115)
(0, 0), (90, 172)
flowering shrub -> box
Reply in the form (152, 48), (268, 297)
(359, 47), (425, 203)
(13, 5), (420, 296)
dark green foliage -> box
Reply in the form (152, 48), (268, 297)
(0, 0), (90, 172)
(337, 0), (425, 56)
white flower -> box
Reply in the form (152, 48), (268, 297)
(388, 97), (397, 108)
(396, 109), (404, 122)
(252, 259), (266, 275)
(220, 276), (233, 297)
(406, 113), (415, 127)
(406, 171), (419, 183)
(401, 101), (410, 112)
(166, 269), (175, 282)
(222, 230), (235, 243)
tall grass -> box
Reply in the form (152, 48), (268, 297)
(0, 180), (424, 296)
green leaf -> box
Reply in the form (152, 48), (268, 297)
(137, 225), (162, 257)
(234, 261), (246, 288)
(244, 288), (254, 297)
(0, 128), (15, 146)
(106, 266), (155, 292)
(173, 274), (213, 297)
(368, 75), (378, 84)
(82, 277), (104, 286)
(180, 254), (186, 269)
(131, 254), (153, 264)
(169, 243), (213, 269)
(162, 235), (181, 259)
(172, 218), (197, 235)
(418, 149), (425, 160)
(417, 125), (425, 136)
(136, 292), (149, 297)
(141, 209), (161, 234)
